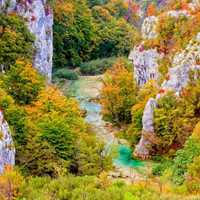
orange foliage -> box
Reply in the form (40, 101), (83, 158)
(25, 85), (81, 120)
(132, 2), (140, 13)
(93, 6), (112, 21)
(193, 122), (200, 140)
(54, 2), (74, 20)
(159, 88), (165, 94)
(147, 3), (157, 17)
(100, 59), (137, 123)
(181, 1), (189, 10)
(0, 168), (23, 200)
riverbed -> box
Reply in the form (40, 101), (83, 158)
(56, 76), (146, 182)
(68, 76), (117, 145)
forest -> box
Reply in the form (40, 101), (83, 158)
(0, 0), (200, 199)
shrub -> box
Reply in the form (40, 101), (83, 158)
(0, 88), (14, 110)
(172, 137), (200, 185)
(186, 155), (200, 192)
(80, 57), (117, 75)
(152, 158), (173, 176)
(5, 106), (28, 146)
(17, 137), (67, 177)
(192, 122), (200, 140)
(117, 124), (141, 148)
(130, 106), (143, 140)
(0, 88), (28, 145)
(75, 134), (112, 175)
(0, 168), (24, 200)
(18, 175), (161, 200)
(3, 60), (44, 105)
(0, 14), (34, 71)
(53, 68), (79, 80)
(100, 59), (137, 124)
(154, 92), (179, 150)
(38, 113), (76, 161)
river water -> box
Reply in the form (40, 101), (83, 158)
(68, 76), (117, 145)
(55, 75), (146, 182)
(67, 76), (144, 169)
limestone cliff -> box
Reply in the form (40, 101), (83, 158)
(130, 2), (200, 159)
(0, 110), (15, 173)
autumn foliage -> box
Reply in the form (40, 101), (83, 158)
(100, 59), (137, 124)
(146, 3), (157, 17)
(0, 168), (23, 200)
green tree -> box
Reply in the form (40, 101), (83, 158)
(100, 59), (137, 124)
(92, 7), (140, 58)
(154, 92), (180, 150)
(172, 138), (200, 185)
(75, 135), (112, 175)
(38, 113), (76, 161)
(0, 14), (34, 71)
(3, 60), (44, 105)
(53, 0), (96, 67)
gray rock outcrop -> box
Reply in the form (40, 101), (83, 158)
(134, 98), (157, 159)
(129, 45), (161, 86)
(0, 110), (15, 173)
(141, 16), (158, 39)
(131, 11), (200, 159)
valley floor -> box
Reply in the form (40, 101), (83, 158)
(55, 75), (149, 183)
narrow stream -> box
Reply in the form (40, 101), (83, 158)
(68, 76), (144, 169)
(68, 76), (117, 145)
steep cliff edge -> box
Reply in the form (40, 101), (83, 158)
(129, 1), (200, 159)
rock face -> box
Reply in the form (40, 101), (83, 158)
(129, 15), (161, 86)
(129, 45), (161, 86)
(161, 36), (200, 95)
(134, 98), (157, 159)
(131, 10), (200, 159)
(0, 0), (53, 80)
(141, 16), (158, 40)
(0, 110), (15, 173)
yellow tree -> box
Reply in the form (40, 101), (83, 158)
(0, 168), (24, 200)
(100, 59), (137, 124)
